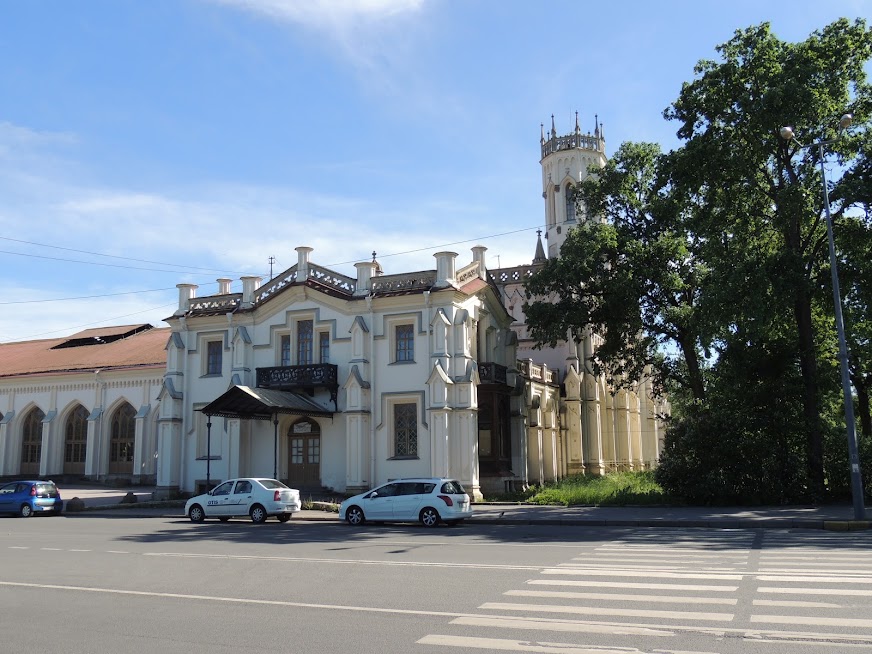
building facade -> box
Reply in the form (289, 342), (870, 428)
(0, 116), (666, 497)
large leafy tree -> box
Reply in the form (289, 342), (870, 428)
(525, 19), (872, 502)
(666, 19), (872, 498)
(522, 142), (709, 401)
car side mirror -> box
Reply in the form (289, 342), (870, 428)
(367, 491), (378, 499)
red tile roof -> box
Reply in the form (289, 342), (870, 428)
(0, 326), (169, 378)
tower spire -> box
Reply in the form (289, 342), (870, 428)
(575, 111), (580, 135)
(533, 229), (547, 264)
(550, 114), (556, 139)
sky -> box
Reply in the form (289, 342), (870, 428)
(1, 0), (870, 343)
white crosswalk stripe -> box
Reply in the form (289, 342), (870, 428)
(415, 528), (872, 652)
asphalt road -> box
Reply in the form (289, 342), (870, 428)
(2, 514), (872, 653)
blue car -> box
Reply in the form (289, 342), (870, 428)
(0, 480), (64, 517)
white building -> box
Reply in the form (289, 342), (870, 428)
(0, 115), (666, 496)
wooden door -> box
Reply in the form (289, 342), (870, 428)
(287, 419), (321, 488)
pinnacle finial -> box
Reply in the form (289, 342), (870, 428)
(575, 111), (580, 134)
(550, 114), (556, 138)
(540, 122), (545, 144)
(372, 251), (377, 262)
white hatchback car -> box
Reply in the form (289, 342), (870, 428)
(185, 478), (301, 524)
(339, 478), (472, 527)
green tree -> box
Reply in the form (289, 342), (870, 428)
(522, 142), (709, 401)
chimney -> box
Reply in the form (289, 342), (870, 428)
(471, 245), (487, 279)
(296, 246), (313, 281)
(217, 278), (232, 295)
(354, 261), (378, 296)
(240, 275), (262, 307)
(434, 251), (458, 288)
(175, 284), (198, 315)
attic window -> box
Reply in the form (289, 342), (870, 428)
(51, 324), (153, 350)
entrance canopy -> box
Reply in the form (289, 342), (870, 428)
(199, 385), (333, 420)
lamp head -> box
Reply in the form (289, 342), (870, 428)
(839, 113), (853, 130)
(779, 126), (795, 141)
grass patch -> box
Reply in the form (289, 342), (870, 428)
(489, 471), (673, 507)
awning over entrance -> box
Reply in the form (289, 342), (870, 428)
(199, 385), (333, 420)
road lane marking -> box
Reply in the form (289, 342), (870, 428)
(528, 579), (739, 592)
(752, 614), (872, 629)
(542, 568), (743, 580)
(478, 602), (734, 622)
(753, 599), (842, 608)
(758, 575), (872, 583)
(417, 634), (717, 653)
(143, 552), (544, 571)
(759, 586), (872, 596)
(506, 590), (737, 605)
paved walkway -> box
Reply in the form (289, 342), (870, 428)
(56, 483), (872, 530)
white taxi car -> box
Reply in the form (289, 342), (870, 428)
(339, 477), (472, 527)
(185, 478), (301, 523)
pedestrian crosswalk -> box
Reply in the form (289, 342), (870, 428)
(416, 528), (872, 652)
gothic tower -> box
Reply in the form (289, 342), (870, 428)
(540, 112), (607, 258)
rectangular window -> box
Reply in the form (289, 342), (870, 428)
(394, 402), (418, 457)
(319, 332), (330, 363)
(206, 340), (222, 375)
(297, 320), (313, 365)
(395, 324), (414, 362)
(280, 334), (291, 366)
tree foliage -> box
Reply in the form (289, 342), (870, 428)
(524, 19), (872, 503)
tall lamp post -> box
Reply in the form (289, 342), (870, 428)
(781, 114), (866, 520)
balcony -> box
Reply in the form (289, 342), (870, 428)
(478, 362), (508, 385)
(256, 364), (339, 410)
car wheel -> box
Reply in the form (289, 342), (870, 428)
(249, 504), (267, 524)
(345, 505), (365, 526)
(188, 504), (206, 523)
(419, 507), (440, 528)
(19, 503), (33, 518)
(277, 514), (291, 523)
(218, 517), (230, 522)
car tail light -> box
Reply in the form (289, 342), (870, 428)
(437, 495), (453, 506)
(274, 490), (281, 502)
(30, 486), (37, 496)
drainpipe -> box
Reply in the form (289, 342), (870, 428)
(179, 316), (189, 493)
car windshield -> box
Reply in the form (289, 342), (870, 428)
(257, 479), (289, 489)
(440, 480), (465, 494)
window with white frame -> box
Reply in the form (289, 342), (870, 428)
(318, 331), (330, 363)
(297, 319), (313, 365)
(280, 334), (291, 366)
(205, 340), (223, 376)
(393, 402), (418, 458)
(394, 323), (414, 363)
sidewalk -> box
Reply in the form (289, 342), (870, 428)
(57, 484), (872, 531)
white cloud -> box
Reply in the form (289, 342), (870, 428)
(212, 0), (424, 28)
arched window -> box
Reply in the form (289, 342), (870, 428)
(64, 405), (89, 474)
(565, 182), (576, 222)
(109, 402), (136, 474)
(21, 407), (45, 475)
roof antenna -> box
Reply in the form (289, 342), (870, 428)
(268, 255), (276, 279)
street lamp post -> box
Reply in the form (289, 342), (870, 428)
(781, 114), (866, 520)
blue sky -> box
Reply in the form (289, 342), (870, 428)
(1, 0), (869, 343)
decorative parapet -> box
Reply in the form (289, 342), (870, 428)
(254, 264), (356, 306)
(478, 362), (508, 385)
(516, 359), (559, 385)
(255, 268), (299, 304)
(490, 265), (539, 285)
(456, 261), (480, 285)
(188, 294), (242, 314)
(541, 132), (604, 159)
(370, 271), (436, 293)
(308, 264), (356, 294)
